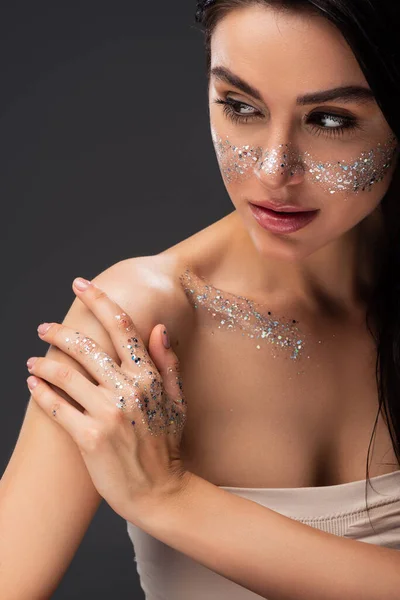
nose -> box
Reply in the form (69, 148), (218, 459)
(254, 143), (305, 191)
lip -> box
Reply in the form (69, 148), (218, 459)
(251, 199), (317, 213)
(249, 202), (319, 234)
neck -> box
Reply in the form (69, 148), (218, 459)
(225, 207), (385, 315)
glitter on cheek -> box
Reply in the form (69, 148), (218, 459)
(211, 128), (262, 183)
(222, 143), (260, 182)
(179, 268), (305, 360)
(304, 135), (398, 194)
(211, 127), (398, 194)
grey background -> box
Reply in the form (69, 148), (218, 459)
(0, 1), (231, 597)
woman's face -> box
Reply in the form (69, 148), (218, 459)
(208, 4), (399, 260)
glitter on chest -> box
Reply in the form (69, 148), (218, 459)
(179, 268), (305, 360)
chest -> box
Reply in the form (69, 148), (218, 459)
(175, 314), (397, 488)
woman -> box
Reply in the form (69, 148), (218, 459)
(2, 1), (400, 598)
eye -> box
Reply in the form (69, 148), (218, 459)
(306, 111), (360, 138)
(213, 97), (362, 138)
(213, 97), (263, 124)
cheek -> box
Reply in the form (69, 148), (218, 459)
(327, 191), (382, 227)
(210, 126), (261, 184)
(211, 124), (399, 196)
(328, 151), (399, 229)
(305, 136), (398, 196)
(313, 184), (388, 252)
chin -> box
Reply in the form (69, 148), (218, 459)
(251, 232), (321, 263)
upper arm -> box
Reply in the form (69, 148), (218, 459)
(0, 256), (179, 600)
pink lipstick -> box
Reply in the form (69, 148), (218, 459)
(249, 202), (319, 234)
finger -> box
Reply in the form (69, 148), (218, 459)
(37, 322), (130, 393)
(27, 355), (163, 438)
(148, 324), (187, 409)
(27, 375), (86, 445)
(27, 356), (108, 417)
(71, 278), (156, 372)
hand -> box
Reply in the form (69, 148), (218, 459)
(26, 277), (190, 524)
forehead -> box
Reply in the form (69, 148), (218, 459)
(210, 5), (368, 95)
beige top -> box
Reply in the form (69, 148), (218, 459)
(126, 470), (400, 599)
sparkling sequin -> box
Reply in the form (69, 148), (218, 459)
(63, 329), (186, 437)
(211, 128), (398, 193)
(179, 268), (305, 360)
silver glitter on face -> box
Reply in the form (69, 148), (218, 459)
(63, 330), (186, 437)
(211, 128), (398, 194)
(179, 268), (305, 360)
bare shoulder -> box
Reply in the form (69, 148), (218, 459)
(88, 253), (192, 346)
(0, 253), (194, 599)
(90, 211), (238, 344)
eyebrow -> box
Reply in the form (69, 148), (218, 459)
(210, 66), (375, 105)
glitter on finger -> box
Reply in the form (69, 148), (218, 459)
(63, 331), (186, 437)
(115, 311), (135, 333)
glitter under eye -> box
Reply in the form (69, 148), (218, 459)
(211, 127), (398, 193)
(179, 268), (305, 360)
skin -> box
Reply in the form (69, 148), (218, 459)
(10, 17), (400, 587)
(20, 9), (400, 597)
(26, 280), (190, 523)
(207, 4), (398, 309)
(158, 4), (399, 488)
(27, 3), (400, 496)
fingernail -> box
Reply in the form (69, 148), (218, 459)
(27, 357), (38, 369)
(27, 376), (39, 389)
(74, 277), (91, 291)
(37, 323), (52, 335)
(162, 327), (171, 349)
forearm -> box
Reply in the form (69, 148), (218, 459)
(135, 472), (400, 600)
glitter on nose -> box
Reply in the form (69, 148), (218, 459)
(211, 130), (398, 193)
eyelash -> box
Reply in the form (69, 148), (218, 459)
(213, 97), (360, 138)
